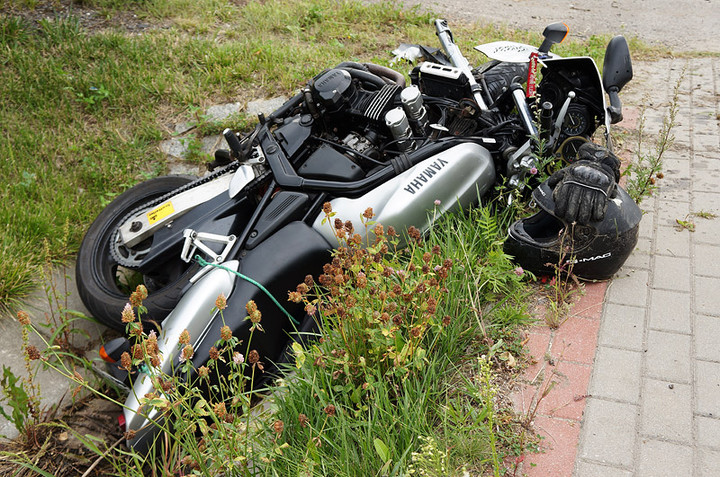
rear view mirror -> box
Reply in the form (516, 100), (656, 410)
(603, 36), (633, 92)
(603, 36), (633, 123)
(538, 23), (569, 54)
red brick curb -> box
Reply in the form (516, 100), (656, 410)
(513, 281), (608, 476)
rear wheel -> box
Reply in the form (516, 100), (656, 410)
(76, 175), (199, 330)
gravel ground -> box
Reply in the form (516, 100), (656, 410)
(373, 0), (720, 53)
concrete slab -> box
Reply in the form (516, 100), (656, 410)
(0, 264), (108, 440)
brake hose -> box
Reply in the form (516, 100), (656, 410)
(194, 255), (300, 326)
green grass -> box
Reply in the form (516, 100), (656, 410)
(237, 205), (533, 476)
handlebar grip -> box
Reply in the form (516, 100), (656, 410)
(223, 128), (243, 157)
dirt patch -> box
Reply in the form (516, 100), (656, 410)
(0, 396), (123, 476)
(2, 1), (170, 35)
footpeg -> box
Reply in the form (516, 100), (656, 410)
(180, 229), (236, 263)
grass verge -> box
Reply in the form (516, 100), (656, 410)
(1, 200), (537, 476)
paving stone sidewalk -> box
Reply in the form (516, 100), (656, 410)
(575, 57), (720, 476)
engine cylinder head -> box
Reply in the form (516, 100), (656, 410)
(385, 107), (415, 153)
(400, 86), (429, 133)
(311, 69), (356, 112)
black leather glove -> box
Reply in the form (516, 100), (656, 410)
(547, 160), (617, 225)
(546, 142), (621, 225)
(577, 142), (621, 182)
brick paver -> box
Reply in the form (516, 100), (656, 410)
(573, 57), (720, 476)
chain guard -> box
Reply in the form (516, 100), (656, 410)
(109, 163), (270, 269)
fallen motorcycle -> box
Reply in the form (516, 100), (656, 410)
(75, 19), (634, 450)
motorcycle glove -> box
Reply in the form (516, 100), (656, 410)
(576, 142), (621, 183)
(547, 160), (617, 225)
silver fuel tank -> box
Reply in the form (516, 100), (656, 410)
(312, 142), (496, 244)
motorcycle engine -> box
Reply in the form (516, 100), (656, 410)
(271, 67), (408, 181)
(310, 68), (402, 125)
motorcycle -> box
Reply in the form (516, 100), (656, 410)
(75, 20), (632, 450)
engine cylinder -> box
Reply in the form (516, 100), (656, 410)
(385, 107), (415, 153)
(400, 86), (429, 133)
(311, 69), (356, 112)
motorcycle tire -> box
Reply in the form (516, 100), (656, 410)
(76, 175), (199, 331)
(480, 61), (529, 103)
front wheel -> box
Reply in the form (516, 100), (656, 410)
(76, 175), (199, 331)
(479, 61), (529, 104)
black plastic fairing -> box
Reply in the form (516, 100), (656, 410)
(299, 144), (365, 181)
(138, 191), (255, 270)
(245, 191), (311, 249)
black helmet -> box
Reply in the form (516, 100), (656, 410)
(504, 180), (642, 280)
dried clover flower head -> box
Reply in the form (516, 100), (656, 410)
(198, 366), (209, 379)
(322, 202), (332, 214)
(363, 207), (374, 219)
(129, 284), (148, 308)
(298, 413), (309, 428)
(408, 226), (422, 242)
(146, 331), (159, 356)
(245, 301), (262, 323)
(26, 345), (41, 361)
(180, 344), (194, 362)
(213, 402), (227, 419)
(273, 419), (284, 434)
(249, 309), (262, 323)
(132, 344), (144, 360)
(215, 293), (227, 310)
(324, 404), (336, 416)
(120, 351), (132, 371)
(121, 303), (135, 323)
(248, 349), (260, 364)
(179, 329), (190, 345)
(209, 346), (219, 361)
(17, 311), (30, 326)
(136, 284), (148, 300)
(220, 325), (232, 341)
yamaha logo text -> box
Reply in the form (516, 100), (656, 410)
(403, 159), (449, 195)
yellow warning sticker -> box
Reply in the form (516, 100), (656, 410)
(146, 201), (174, 225)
